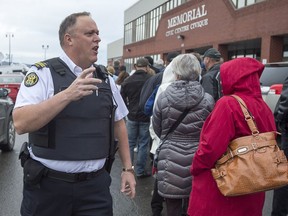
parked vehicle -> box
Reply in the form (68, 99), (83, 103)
(0, 63), (29, 75)
(260, 62), (288, 112)
(0, 88), (15, 151)
(0, 73), (25, 103)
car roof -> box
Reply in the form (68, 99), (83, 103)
(260, 62), (288, 86)
(265, 61), (288, 67)
(0, 73), (25, 77)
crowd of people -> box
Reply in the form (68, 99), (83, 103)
(13, 11), (287, 216)
(110, 48), (287, 216)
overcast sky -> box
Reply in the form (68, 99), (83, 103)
(0, 0), (138, 65)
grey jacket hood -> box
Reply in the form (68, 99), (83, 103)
(165, 80), (205, 111)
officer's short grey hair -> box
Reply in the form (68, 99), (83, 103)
(59, 11), (91, 47)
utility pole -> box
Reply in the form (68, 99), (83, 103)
(5, 33), (14, 65)
(42, 45), (49, 60)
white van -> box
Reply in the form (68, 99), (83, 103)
(260, 62), (288, 112)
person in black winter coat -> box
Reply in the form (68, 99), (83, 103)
(139, 52), (180, 115)
(139, 51), (180, 216)
(201, 48), (222, 102)
(121, 58), (153, 178)
(271, 76), (288, 216)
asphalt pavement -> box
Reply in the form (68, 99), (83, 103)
(111, 150), (274, 216)
(0, 133), (158, 216)
(0, 134), (273, 216)
(110, 151), (160, 216)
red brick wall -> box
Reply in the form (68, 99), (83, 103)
(123, 0), (288, 63)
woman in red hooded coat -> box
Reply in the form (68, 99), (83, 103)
(187, 57), (276, 216)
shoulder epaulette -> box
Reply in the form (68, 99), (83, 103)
(33, 61), (49, 69)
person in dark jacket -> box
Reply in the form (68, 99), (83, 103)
(145, 56), (160, 74)
(113, 60), (121, 76)
(121, 58), (153, 178)
(139, 51), (179, 216)
(271, 76), (288, 216)
(153, 53), (214, 216)
(201, 48), (222, 102)
(139, 52), (180, 116)
(154, 59), (165, 72)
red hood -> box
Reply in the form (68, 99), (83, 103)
(220, 57), (264, 96)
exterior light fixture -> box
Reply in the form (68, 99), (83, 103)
(177, 35), (185, 40)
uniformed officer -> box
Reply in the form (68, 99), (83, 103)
(13, 11), (136, 216)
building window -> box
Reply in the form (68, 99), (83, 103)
(136, 15), (146, 42)
(228, 48), (260, 60)
(124, 22), (133, 45)
(227, 38), (261, 60)
(124, 58), (136, 73)
(124, 0), (187, 45)
(283, 44), (288, 61)
(149, 7), (162, 38)
(231, 0), (266, 9)
(164, 0), (184, 12)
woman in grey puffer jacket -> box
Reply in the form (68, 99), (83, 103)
(152, 53), (215, 216)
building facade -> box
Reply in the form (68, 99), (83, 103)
(120, 0), (288, 72)
(107, 39), (124, 66)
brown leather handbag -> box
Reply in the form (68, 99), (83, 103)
(211, 95), (288, 196)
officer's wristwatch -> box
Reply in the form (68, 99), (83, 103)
(122, 166), (135, 174)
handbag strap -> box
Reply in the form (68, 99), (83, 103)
(215, 95), (273, 165)
(162, 108), (190, 141)
(230, 95), (259, 135)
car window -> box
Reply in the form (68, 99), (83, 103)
(260, 66), (288, 86)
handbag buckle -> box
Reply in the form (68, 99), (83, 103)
(220, 170), (226, 177)
(236, 146), (249, 154)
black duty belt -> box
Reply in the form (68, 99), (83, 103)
(45, 167), (105, 183)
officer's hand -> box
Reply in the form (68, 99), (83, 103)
(65, 67), (102, 101)
(120, 172), (136, 198)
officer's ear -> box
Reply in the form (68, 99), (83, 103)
(64, 33), (73, 46)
